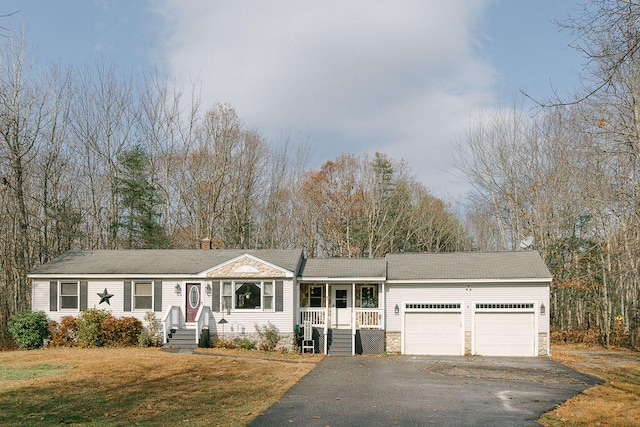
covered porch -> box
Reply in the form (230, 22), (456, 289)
(297, 257), (388, 355)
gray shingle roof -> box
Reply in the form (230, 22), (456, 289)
(29, 249), (304, 276)
(30, 249), (552, 282)
(298, 258), (387, 279)
(385, 251), (552, 281)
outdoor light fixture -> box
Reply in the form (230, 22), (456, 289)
(205, 283), (212, 296)
(394, 304), (400, 315)
(175, 284), (181, 295)
(540, 303), (546, 316)
(218, 317), (228, 340)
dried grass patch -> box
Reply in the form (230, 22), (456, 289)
(539, 344), (640, 427)
(196, 346), (324, 363)
(0, 347), (319, 426)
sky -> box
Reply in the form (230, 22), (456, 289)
(2, 0), (584, 202)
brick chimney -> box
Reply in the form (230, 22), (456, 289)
(200, 237), (212, 250)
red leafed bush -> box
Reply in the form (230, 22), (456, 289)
(100, 316), (143, 347)
(48, 316), (78, 348)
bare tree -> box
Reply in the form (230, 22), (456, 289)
(71, 60), (136, 249)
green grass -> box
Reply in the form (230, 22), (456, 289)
(0, 363), (69, 381)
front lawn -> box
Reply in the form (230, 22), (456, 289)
(0, 347), (320, 426)
(539, 344), (640, 426)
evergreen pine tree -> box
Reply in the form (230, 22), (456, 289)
(113, 145), (170, 249)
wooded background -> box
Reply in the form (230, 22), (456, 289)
(1, 1), (639, 347)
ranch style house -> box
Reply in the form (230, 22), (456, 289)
(29, 248), (552, 357)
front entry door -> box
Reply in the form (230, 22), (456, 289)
(332, 286), (351, 328)
(186, 283), (201, 322)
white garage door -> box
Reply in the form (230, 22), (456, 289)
(474, 308), (535, 356)
(404, 305), (463, 355)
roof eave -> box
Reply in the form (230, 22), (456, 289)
(386, 278), (552, 284)
(29, 273), (203, 280)
(298, 276), (387, 283)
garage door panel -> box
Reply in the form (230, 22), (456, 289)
(404, 312), (462, 355)
(474, 312), (535, 356)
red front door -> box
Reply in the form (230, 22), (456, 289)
(186, 283), (201, 322)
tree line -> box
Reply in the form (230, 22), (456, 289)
(3, 1), (639, 349)
(456, 1), (640, 347)
(0, 35), (468, 340)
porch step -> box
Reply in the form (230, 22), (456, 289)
(166, 328), (197, 348)
(328, 329), (352, 356)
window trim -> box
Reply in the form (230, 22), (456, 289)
(219, 280), (275, 312)
(309, 285), (323, 308)
(359, 285), (377, 308)
(133, 280), (154, 311)
(59, 280), (80, 310)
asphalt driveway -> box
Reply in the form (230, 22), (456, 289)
(250, 355), (601, 426)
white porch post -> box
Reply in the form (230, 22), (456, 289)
(325, 282), (329, 355)
(381, 281), (385, 330)
(352, 282), (356, 355)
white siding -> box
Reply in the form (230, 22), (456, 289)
(206, 279), (295, 335)
(32, 280), (49, 315)
(385, 282), (549, 334)
(33, 278), (296, 334)
(33, 279), (174, 323)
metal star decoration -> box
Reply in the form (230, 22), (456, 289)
(97, 288), (114, 305)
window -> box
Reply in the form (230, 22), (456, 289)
(235, 282), (261, 309)
(189, 285), (200, 309)
(222, 282), (232, 311)
(263, 281), (274, 310)
(134, 281), (153, 310)
(60, 281), (79, 309)
(218, 280), (275, 311)
(360, 286), (377, 308)
(335, 289), (348, 308)
(310, 286), (323, 307)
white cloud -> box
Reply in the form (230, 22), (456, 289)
(155, 0), (495, 200)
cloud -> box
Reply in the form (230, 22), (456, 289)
(155, 0), (495, 199)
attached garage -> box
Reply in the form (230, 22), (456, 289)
(385, 252), (552, 357)
(474, 303), (536, 357)
(403, 303), (463, 355)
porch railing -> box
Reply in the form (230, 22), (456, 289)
(195, 305), (211, 345)
(354, 308), (384, 330)
(162, 305), (182, 344)
(299, 307), (327, 327)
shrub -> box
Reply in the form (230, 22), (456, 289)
(8, 311), (49, 349)
(48, 316), (77, 347)
(255, 322), (280, 351)
(75, 308), (112, 348)
(139, 311), (163, 347)
(213, 336), (237, 349)
(550, 326), (603, 346)
(237, 337), (256, 350)
(101, 316), (142, 347)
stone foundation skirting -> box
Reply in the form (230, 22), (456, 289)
(385, 331), (401, 354)
(465, 331), (472, 355)
(212, 331), (296, 352)
(538, 332), (549, 356)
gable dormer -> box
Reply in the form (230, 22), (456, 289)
(203, 253), (293, 279)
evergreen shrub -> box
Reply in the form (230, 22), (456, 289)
(7, 311), (49, 349)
